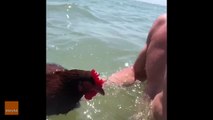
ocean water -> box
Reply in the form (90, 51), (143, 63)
(47, 0), (166, 119)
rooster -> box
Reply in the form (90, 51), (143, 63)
(46, 63), (105, 115)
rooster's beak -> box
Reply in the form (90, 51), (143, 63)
(94, 86), (105, 95)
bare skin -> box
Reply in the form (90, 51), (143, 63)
(109, 14), (167, 120)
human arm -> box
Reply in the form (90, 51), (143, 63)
(108, 44), (147, 86)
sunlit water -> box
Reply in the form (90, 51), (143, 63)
(47, 81), (152, 120)
(47, 0), (166, 119)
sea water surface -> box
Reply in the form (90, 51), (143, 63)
(47, 0), (166, 119)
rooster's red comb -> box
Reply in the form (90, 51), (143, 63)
(90, 69), (105, 87)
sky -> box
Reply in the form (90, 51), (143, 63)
(137, 0), (167, 6)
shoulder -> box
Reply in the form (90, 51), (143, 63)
(153, 14), (167, 28)
(146, 14), (167, 44)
